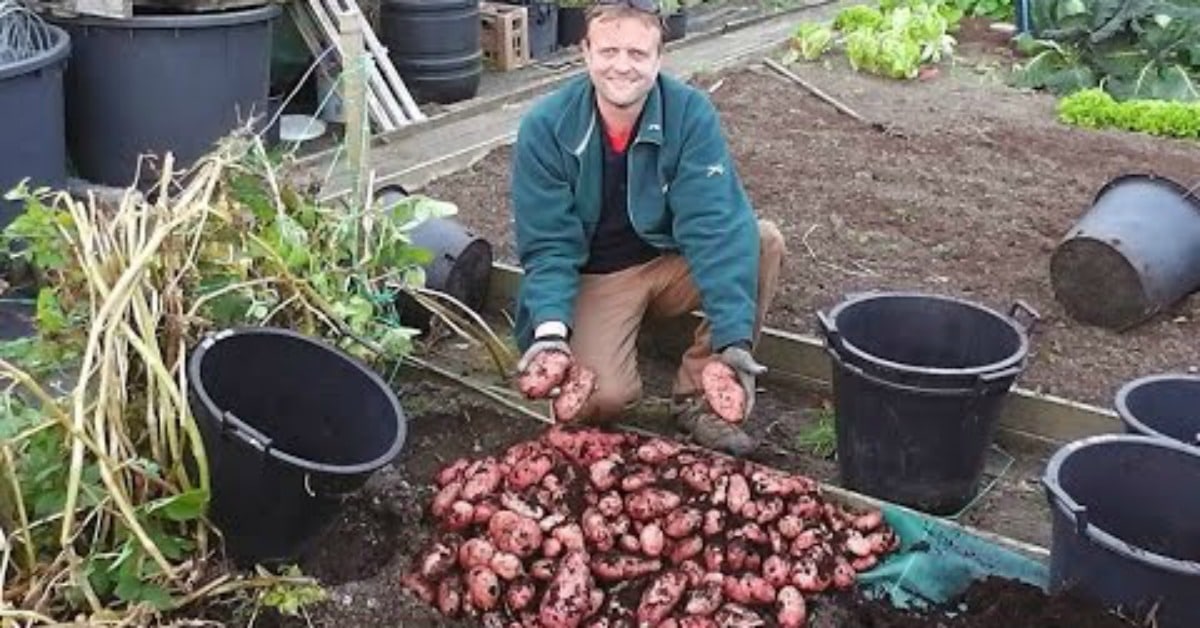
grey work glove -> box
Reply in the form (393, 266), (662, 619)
(719, 344), (767, 418)
(517, 336), (572, 373)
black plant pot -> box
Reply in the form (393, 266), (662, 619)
(664, 9), (688, 42)
(558, 6), (587, 47)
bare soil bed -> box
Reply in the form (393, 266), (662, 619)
(421, 22), (1200, 410)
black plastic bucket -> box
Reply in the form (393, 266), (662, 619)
(57, 6), (279, 188)
(557, 6), (586, 47)
(664, 10), (688, 42)
(377, 185), (493, 330)
(188, 327), (406, 565)
(817, 292), (1035, 515)
(1115, 373), (1200, 448)
(0, 24), (69, 229)
(380, 0), (482, 104)
(1043, 435), (1200, 628)
(1050, 173), (1200, 330)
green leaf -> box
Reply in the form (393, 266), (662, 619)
(35, 288), (66, 334)
(148, 488), (209, 522)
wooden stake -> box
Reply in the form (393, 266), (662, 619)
(336, 6), (369, 224)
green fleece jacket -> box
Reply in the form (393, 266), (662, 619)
(510, 73), (760, 352)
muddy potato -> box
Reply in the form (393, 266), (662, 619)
(518, 350), (572, 399)
(636, 570), (688, 625)
(701, 360), (746, 422)
(553, 364), (598, 423)
(776, 586), (807, 628)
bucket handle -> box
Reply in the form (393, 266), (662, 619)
(221, 410), (274, 456)
(1041, 475), (1090, 537)
(827, 349), (1020, 398)
(816, 310), (839, 352)
(1008, 300), (1041, 334)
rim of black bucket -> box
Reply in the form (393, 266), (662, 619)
(0, 23), (70, 82)
(187, 327), (406, 476)
(62, 4), (281, 29)
(1094, 172), (1200, 213)
(826, 291), (1029, 379)
(1043, 434), (1200, 577)
(1115, 372), (1200, 447)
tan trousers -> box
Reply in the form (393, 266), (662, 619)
(569, 220), (786, 421)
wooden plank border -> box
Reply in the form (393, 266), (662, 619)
(484, 262), (1123, 445)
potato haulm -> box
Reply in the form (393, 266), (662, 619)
(402, 427), (899, 626)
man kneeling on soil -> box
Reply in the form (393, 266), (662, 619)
(508, 0), (785, 455)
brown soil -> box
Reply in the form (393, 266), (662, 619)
(813, 577), (1136, 627)
(421, 23), (1200, 409)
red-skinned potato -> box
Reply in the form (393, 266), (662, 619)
(459, 538), (496, 570)
(488, 510), (544, 558)
(832, 556), (857, 589)
(625, 488), (682, 521)
(776, 586), (807, 628)
(701, 360), (746, 422)
(636, 570), (688, 626)
(620, 466), (656, 492)
(663, 507), (703, 539)
(703, 509), (725, 537)
(438, 574), (464, 617)
(539, 551), (596, 628)
(518, 350), (572, 399)
(473, 499), (500, 525)
(597, 491), (624, 518)
(508, 454), (555, 492)
(554, 523), (587, 552)
(490, 552), (524, 580)
(763, 555), (792, 588)
(553, 365), (597, 423)
(684, 578), (724, 616)
(726, 474), (751, 516)
(401, 572), (436, 605)
(506, 578), (537, 612)
(418, 542), (456, 580)
(432, 480), (463, 518)
(589, 458), (621, 492)
(592, 554), (662, 582)
(669, 536), (704, 565)
(640, 523), (665, 557)
(681, 464), (713, 493)
(436, 458), (470, 487)
(445, 501), (475, 531)
(462, 459), (502, 501)
(466, 566), (502, 612)
(855, 509), (884, 532)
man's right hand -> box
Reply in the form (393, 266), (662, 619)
(516, 336), (573, 399)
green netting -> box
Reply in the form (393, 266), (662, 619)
(858, 504), (1050, 609)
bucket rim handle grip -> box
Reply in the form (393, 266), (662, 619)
(1008, 300), (1041, 334)
(816, 310), (838, 350)
(221, 410), (274, 456)
(1041, 474), (1089, 537)
(827, 348), (1015, 398)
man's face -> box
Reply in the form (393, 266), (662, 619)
(581, 15), (663, 111)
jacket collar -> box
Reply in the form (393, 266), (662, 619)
(557, 75), (665, 156)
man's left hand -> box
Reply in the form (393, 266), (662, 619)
(719, 344), (767, 418)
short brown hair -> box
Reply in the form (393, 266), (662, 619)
(584, 1), (667, 38)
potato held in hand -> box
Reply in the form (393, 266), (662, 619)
(552, 364), (597, 423)
(701, 360), (746, 423)
(518, 350), (573, 399)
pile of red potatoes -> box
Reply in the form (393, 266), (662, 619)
(401, 426), (899, 627)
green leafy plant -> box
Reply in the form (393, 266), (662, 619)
(1059, 86), (1200, 137)
(955, 0), (1015, 20)
(1015, 0), (1200, 101)
(785, 0), (963, 79)
(794, 406), (837, 459)
(0, 134), (486, 623)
